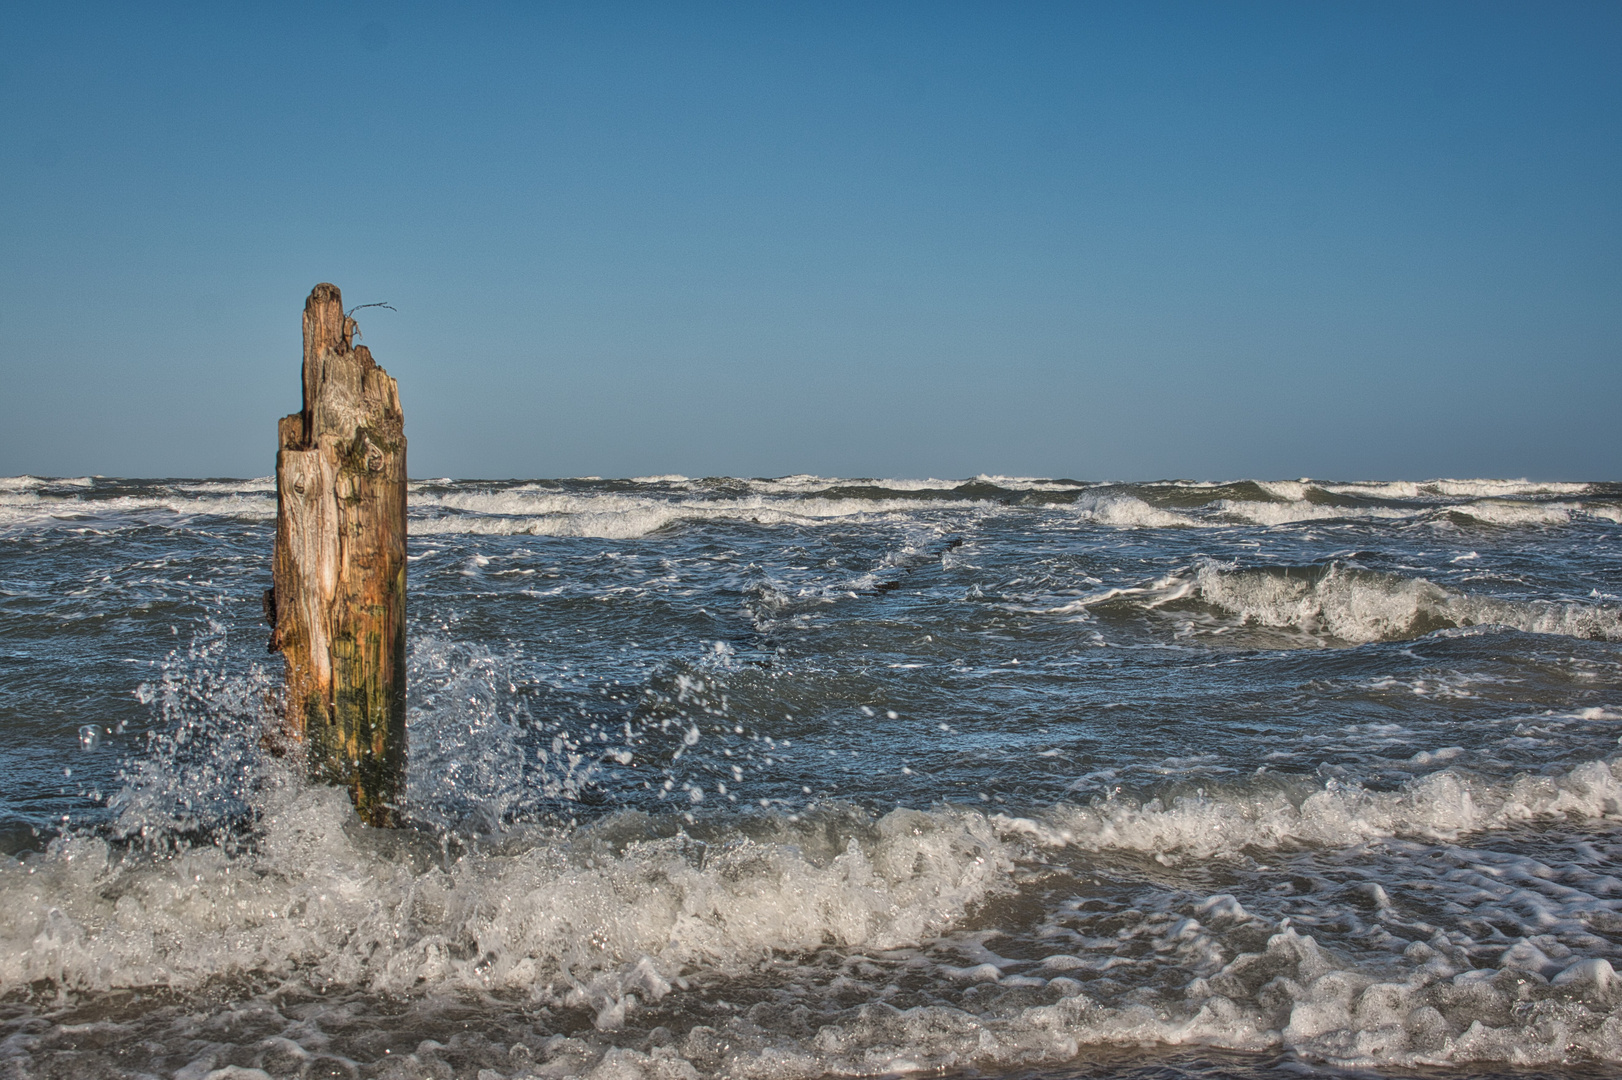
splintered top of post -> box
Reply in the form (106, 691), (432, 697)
(294, 283), (404, 450)
(304, 283), (353, 360)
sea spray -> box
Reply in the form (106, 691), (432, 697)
(2, 474), (1619, 1078)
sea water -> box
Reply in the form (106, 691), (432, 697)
(0, 474), (1619, 1079)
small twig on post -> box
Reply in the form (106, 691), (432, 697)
(344, 302), (396, 342)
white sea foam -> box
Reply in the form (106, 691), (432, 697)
(8, 757), (1620, 1071)
(1186, 562), (1622, 644)
(0, 786), (1011, 1008)
(1069, 494), (1194, 528)
(696, 475), (1085, 494)
(0, 475), (96, 494)
(768, 762), (1622, 1071)
(0, 491), (278, 530)
(968, 475), (1094, 491)
(0, 478), (1613, 543)
(1038, 574), (1194, 617)
(1023, 759), (1622, 859)
(1450, 500), (1579, 526)
(6, 473), (1621, 1078)
(1040, 561), (1622, 645)
(7, 722), (1621, 1074)
(174, 477), (277, 494)
(727, 474), (837, 492)
(1320, 479), (1593, 499)
(792, 476), (960, 492)
(1213, 500), (1419, 527)
(1254, 479), (1315, 500)
(80, 494), (275, 520)
(730, 922), (1622, 1074)
(410, 491), (979, 539)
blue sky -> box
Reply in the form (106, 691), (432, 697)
(1, 2), (1617, 480)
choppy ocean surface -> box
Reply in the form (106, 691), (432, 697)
(1, 474), (1620, 1080)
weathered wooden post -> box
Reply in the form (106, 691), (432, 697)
(266, 283), (407, 826)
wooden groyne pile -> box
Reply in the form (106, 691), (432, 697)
(266, 283), (407, 826)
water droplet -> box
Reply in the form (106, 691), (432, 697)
(79, 725), (102, 750)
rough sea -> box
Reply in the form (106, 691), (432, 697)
(2, 474), (1620, 1080)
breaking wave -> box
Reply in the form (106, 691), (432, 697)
(410, 490), (982, 539)
(1026, 758), (1622, 857)
(5, 736), (1621, 1073)
(1057, 561), (1622, 645)
(3, 476), (1616, 541)
(1, 786), (1012, 1008)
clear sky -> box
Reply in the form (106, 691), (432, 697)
(1, 2), (1617, 481)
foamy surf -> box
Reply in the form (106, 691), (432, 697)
(410, 490), (986, 539)
(5, 749), (1621, 1075)
(0, 785), (1012, 1003)
(4, 475), (1615, 543)
(1024, 757), (1622, 857)
(3, 475), (1619, 1078)
(1185, 561), (1622, 644)
(1044, 560), (1622, 645)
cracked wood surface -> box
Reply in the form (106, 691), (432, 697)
(270, 283), (407, 826)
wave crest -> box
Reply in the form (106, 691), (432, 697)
(1186, 562), (1622, 644)
(1010, 759), (1622, 859)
